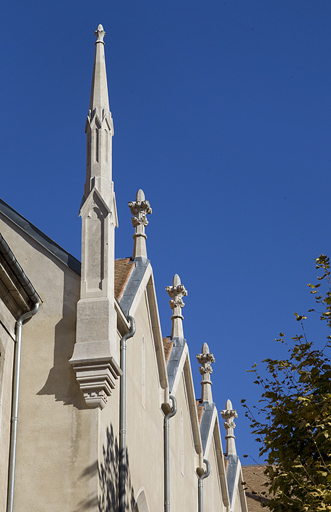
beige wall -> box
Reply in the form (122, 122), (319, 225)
(0, 214), (245, 512)
(234, 486), (242, 512)
(169, 372), (199, 512)
(99, 288), (230, 512)
(204, 434), (225, 512)
(97, 288), (165, 511)
(0, 303), (15, 512)
(124, 291), (164, 510)
(0, 216), (95, 512)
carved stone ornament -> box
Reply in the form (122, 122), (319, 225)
(220, 400), (238, 432)
(128, 189), (152, 228)
(166, 277), (188, 311)
(166, 274), (187, 339)
(197, 342), (215, 375)
(199, 365), (213, 376)
(223, 417), (237, 430)
(95, 24), (106, 44)
(221, 399), (238, 455)
(70, 357), (121, 409)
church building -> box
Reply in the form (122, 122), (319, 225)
(0, 25), (248, 512)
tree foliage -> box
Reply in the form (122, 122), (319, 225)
(243, 255), (331, 511)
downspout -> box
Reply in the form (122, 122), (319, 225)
(119, 315), (136, 512)
(0, 233), (42, 512)
(7, 303), (40, 512)
(197, 458), (211, 512)
(162, 394), (177, 512)
(0, 234), (41, 512)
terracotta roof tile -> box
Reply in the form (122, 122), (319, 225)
(242, 466), (270, 512)
(114, 258), (135, 301)
(196, 400), (204, 424)
(163, 337), (173, 364)
(224, 457), (229, 473)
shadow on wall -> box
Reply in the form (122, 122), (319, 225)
(98, 424), (136, 512)
(73, 424), (136, 512)
(37, 269), (86, 409)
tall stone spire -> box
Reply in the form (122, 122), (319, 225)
(196, 343), (215, 403)
(221, 399), (238, 456)
(70, 25), (120, 409)
(166, 274), (187, 339)
(84, 24), (116, 208)
(89, 25), (109, 112)
(128, 189), (152, 259)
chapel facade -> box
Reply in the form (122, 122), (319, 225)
(0, 25), (248, 512)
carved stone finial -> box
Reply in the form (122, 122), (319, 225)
(128, 189), (152, 259)
(166, 275), (187, 339)
(129, 189), (152, 228)
(196, 343), (215, 403)
(95, 24), (106, 44)
(220, 399), (238, 455)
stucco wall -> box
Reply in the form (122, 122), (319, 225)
(169, 372), (199, 512)
(204, 433), (225, 512)
(0, 304), (15, 512)
(0, 214), (245, 512)
(97, 288), (166, 511)
(0, 216), (95, 512)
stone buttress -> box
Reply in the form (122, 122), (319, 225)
(70, 25), (120, 409)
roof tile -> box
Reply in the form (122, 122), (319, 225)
(242, 466), (270, 512)
(115, 258), (135, 300)
(163, 337), (173, 364)
(196, 400), (204, 424)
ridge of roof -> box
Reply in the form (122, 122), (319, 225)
(226, 454), (241, 508)
(119, 257), (150, 315)
(166, 337), (186, 393)
(199, 401), (215, 454)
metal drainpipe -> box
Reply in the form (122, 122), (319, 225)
(119, 315), (136, 512)
(197, 458), (211, 512)
(7, 302), (40, 512)
(163, 394), (177, 512)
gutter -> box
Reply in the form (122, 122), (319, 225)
(1, 235), (41, 512)
(197, 458), (211, 512)
(162, 395), (177, 512)
(0, 234), (40, 304)
(119, 315), (136, 512)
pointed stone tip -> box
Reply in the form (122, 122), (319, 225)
(226, 399), (233, 410)
(173, 274), (181, 286)
(136, 189), (145, 201)
(202, 342), (210, 354)
(95, 24), (106, 42)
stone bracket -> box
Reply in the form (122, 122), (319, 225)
(70, 356), (122, 409)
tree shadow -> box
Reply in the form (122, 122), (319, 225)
(98, 424), (136, 512)
(74, 424), (136, 512)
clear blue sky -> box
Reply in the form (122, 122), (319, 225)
(2, 1), (331, 463)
